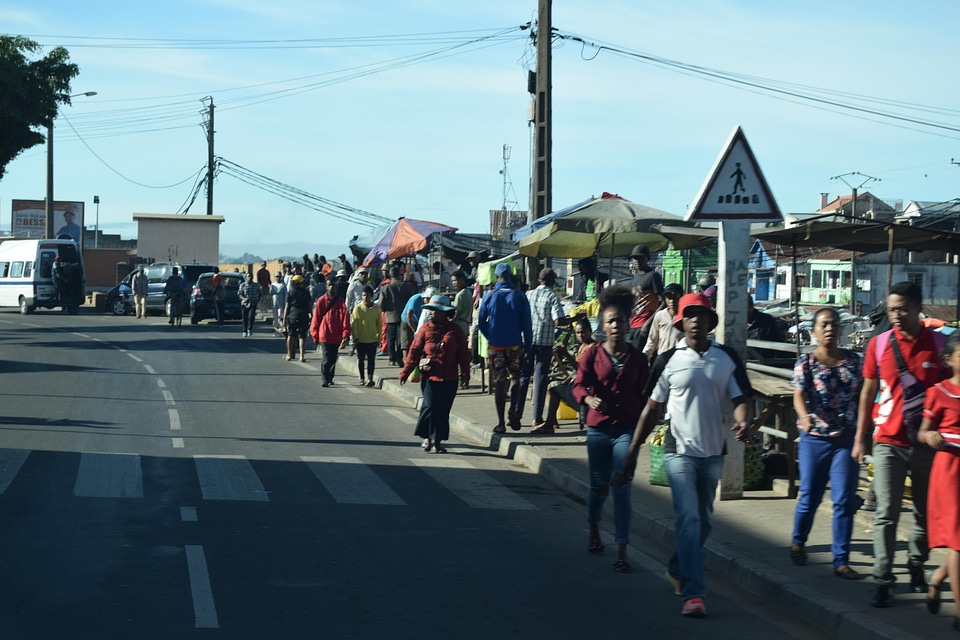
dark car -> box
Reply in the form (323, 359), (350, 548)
(189, 272), (244, 324)
(105, 263), (217, 316)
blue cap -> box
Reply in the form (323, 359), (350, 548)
(495, 262), (512, 277)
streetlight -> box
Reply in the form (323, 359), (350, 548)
(45, 91), (97, 240)
(93, 195), (100, 248)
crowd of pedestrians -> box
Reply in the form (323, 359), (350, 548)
(154, 249), (959, 631)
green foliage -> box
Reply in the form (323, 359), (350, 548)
(0, 36), (79, 180)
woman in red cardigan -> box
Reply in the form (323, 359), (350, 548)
(573, 285), (649, 573)
(399, 295), (471, 453)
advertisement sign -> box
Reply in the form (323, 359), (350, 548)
(12, 199), (85, 248)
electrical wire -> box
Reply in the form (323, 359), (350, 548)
(216, 158), (393, 227)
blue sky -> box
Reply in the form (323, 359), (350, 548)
(3, 1), (959, 258)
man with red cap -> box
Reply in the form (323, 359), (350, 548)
(624, 293), (754, 619)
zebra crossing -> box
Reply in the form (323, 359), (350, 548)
(0, 449), (539, 510)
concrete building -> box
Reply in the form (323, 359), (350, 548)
(132, 213), (224, 265)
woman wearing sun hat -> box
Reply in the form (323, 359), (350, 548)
(399, 295), (471, 453)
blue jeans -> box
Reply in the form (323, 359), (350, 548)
(665, 453), (724, 601)
(586, 425), (634, 545)
(792, 431), (859, 567)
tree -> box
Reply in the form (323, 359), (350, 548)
(0, 36), (79, 181)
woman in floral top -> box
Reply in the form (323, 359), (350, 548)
(790, 307), (863, 579)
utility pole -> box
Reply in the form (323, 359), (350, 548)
(831, 171), (879, 312)
(527, 0), (552, 283)
(202, 97), (215, 216)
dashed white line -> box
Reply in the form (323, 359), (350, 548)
(71, 332), (90, 339)
(23, 323), (41, 328)
(185, 545), (219, 628)
(169, 409), (181, 430)
(171, 438), (185, 448)
(181, 506), (198, 522)
(126, 352), (143, 363)
(143, 364), (156, 374)
(157, 379), (167, 389)
(383, 408), (417, 424)
(162, 390), (175, 405)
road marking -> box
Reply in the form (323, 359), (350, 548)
(249, 348), (268, 354)
(74, 452), (143, 498)
(383, 408), (417, 425)
(343, 386), (363, 395)
(143, 364), (156, 374)
(23, 323), (40, 328)
(411, 458), (537, 510)
(71, 332), (90, 339)
(0, 449), (30, 494)
(162, 390), (175, 405)
(193, 455), (269, 501)
(126, 352), (143, 363)
(169, 408), (181, 430)
(185, 545), (219, 629)
(172, 438), (185, 448)
(181, 506), (198, 522)
(302, 456), (405, 505)
(157, 379), (167, 389)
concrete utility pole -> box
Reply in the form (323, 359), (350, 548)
(45, 91), (97, 238)
(203, 97), (215, 216)
(526, 0), (552, 283)
(831, 171), (879, 311)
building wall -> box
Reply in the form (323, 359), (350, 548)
(81, 248), (137, 288)
(133, 214), (223, 265)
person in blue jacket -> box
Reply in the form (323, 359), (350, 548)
(478, 262), (532, 433)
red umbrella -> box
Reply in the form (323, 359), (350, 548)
(362, 218), (457, 267)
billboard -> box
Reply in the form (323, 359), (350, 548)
(11, 199), (85, 248)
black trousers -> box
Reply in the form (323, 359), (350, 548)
(414, 379), (458, 443)
(356, 342), (377, 380)
(320, 342), (340, 383)
(241, 305), (256, 332)
(386, 322), (401, 365)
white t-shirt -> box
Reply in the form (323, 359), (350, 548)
(651, 341), (747, 457)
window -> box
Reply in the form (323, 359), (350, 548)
(10, 262), (23, 278)
(0, 262), (8, 278)
(811, 270), (823, 288)
(24, 261), (33, 278)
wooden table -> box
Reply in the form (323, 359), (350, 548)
(747, 368), (799, 498)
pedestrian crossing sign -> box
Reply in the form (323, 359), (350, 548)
(685, 126), (782, 222)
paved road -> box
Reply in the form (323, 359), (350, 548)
(0, 310), (826, 638)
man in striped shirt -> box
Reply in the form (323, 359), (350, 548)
(239, 272), (260, 337)
(522, 268), (573, 431)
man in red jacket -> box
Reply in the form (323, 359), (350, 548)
(310, 279), (351, 387)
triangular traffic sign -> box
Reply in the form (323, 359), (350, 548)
(685, 126), (782, 222)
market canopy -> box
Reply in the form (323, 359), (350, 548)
(753, 220), (960, 253)
(360, 218), (457, 268)
(516, 193), (710, 258)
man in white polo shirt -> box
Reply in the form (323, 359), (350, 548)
(625, 293), (754, 619)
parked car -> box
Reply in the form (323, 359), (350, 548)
(105, 263), (217, 316)
(190, 272), (244, 324)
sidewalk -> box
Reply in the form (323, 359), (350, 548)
(336, 352), (950, 640)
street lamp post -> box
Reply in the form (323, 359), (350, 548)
(45, 91), (97, 239)
(93, 195), (100, 248)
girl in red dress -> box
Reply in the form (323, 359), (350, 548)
(919, 331), (960, 632)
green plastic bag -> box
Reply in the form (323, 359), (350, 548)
(648, 424), (669, 486)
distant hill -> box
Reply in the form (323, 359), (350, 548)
(220, 243), (352, 265)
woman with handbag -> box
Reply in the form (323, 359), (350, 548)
(790, 307), (863, 579)
(399, 295), (471, 453)
(572, 285), (649, 572)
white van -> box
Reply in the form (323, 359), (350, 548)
(0, 239), (85, 314)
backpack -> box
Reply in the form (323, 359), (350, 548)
(873, 328), (945, 445)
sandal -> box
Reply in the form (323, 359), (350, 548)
(531, 424), (556, 435)
(587, 540), (605, 556)
(928, 578), (943, 614)
(789, 544), (807, 566)
(613, 559), (632, 573)
(421, 438), (432, 452)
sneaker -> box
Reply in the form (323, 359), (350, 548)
(871, 584), (893, 608)
(908, 565), (928, 593)
(665, 571), (681, 596)
(681, 597), (706, 618)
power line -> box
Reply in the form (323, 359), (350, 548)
(216, 158), (393, 227)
